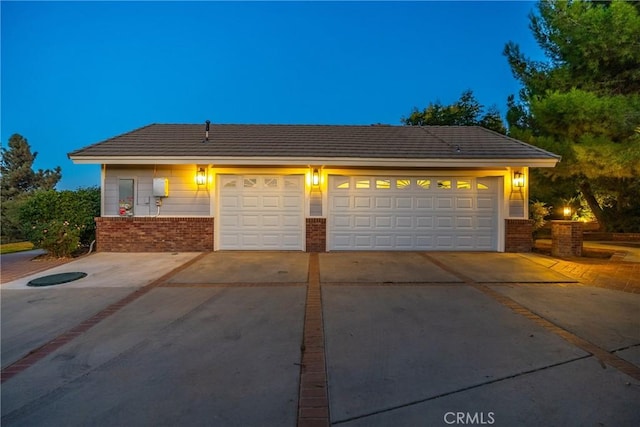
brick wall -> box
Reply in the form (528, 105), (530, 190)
(505, 219), (533, 253)
(306, 218), (326, 252)
(551, 221), (583, 257)
(95, 217), (214, 252)
(584, 232), (640, 242)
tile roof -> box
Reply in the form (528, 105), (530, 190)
(68, 123), (560, 162)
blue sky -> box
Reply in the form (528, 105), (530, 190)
(2, 1), (543, 190)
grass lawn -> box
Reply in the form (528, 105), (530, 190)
(0, 242), (35, 254)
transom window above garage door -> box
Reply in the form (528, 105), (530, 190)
(332, 176), (495, 192)
(220, 175), (301, 190)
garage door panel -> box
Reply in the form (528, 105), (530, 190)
(334, 215), (351, 228)
(477, 236), (493, 249)
(396, 198), (412, 209)
(395, 235), (414, 248)
(242, 215), (259, 227)
(354, 216), (371, 228)
(242, 196), (259, 208)
(477, 216), (494, 229)
(375, 197), (392, 208)
(262, 196), (280, 208)
(354, 235), (372, 247)
(436, 217), (453, 228)
(416, 216), (433, 228)
(375, 216), (392, 227)
(262, 215), (279, 227)
(436, 198), (453, 209)
(477, 197), (494, 209)
(221, 196), (239, 208)
(282, 215), (301, 227)
(374, 235), (393, 247)
(395, 216), (413, 227)
(283, 196), (301, 208)
(355, 197), (371, 208)
(456, 198), (474, 209)
(220, 215), (239, 227)
(329, 175), (498, 251)
(332, 235), (351, 249)
(416, 235), (433, 248)
(241, 234), (260, 247)
(456, 217), (474, 228)
(333, 196), (350, 209)
(220, 234), (239, 246)
(436, 236), (454, 249)
(416, 197), (433, 209)
(456, 235), (475, 248)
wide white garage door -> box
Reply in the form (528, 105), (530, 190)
(328, 176), (499, 251)
(218, 175), (304, 250)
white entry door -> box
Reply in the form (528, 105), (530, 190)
(218, 175), (304, 250)
(328, 176), (499, 251)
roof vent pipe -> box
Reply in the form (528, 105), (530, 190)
(203, 120), (210, 143)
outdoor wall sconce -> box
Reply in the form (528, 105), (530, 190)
(312, 169), (320, 186)
(513, 171), (524, 188)
(196, 167), (206, 186)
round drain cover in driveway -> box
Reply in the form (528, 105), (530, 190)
(27, 272), (87, 287)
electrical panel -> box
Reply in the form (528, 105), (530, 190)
(153, 178), (169, 197)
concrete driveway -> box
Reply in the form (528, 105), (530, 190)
(1, 251), (639, 426)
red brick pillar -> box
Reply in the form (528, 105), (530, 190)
(306, 218), (326, 252)
(551, 221), (583, 257)
(505, 219), (533, 252)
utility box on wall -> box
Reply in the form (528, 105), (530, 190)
(153, 178), (169, 197)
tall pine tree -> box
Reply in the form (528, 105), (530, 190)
(504, 0), (640, 231)
(1, 134), (62, 241)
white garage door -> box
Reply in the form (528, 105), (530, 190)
(328, 176), (499, 251)
(218, 175), (304, 250)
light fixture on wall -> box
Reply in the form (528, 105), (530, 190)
(563, 206), (572, 219)
(513, 171), (524, 188)
(196, 167), (206, 186)
(312, 169), (320, 186)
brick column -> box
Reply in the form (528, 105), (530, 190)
(504, 219), (533, 253)
(305, 218), (326, 252)
(551, 221), (583, 257)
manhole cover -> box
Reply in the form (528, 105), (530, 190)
(27, 272), (87, 287)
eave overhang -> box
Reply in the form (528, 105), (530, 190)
(68, 155), (560, 169)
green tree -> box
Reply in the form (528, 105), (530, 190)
(504, 0), (640, 231)
(1, 134), (62, 242)
(19, 187), (100, 257)
(402, 90), (507, 134)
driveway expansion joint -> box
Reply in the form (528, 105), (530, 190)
(330, 355), (594, 425)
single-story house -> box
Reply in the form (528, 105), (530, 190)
(68, 123), (560, 252)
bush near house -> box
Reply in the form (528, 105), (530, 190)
(19, 187), (100, 257)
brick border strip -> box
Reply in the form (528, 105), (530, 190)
(1, 253), (208, 384)
(419, 253), (640, 382)
(297, 253), (330, 427)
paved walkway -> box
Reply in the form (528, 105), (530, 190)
(4, 243), (638, 292)
(0, 250), (72, 283)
